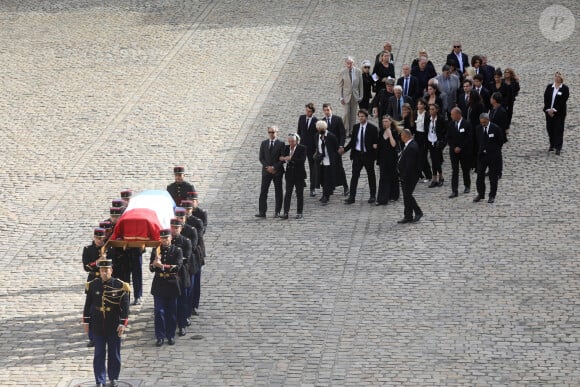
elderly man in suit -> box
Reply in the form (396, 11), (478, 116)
(397, 129), (423, 224)
(321, 103), (349, 196)
(314, 120), (341, 204)
(474, 113), (504, 204)
(435, 64), (461, 118)
(297, 102), (319, 197)
(447, 107), (473, 198)
(339, 56), (364, 136)
(396, 63), (421, 105)
(256, 126), (285, 218)
(386, 85), (413, 121)
(280, 133), (307, 219)
(447, 41), (469, 74)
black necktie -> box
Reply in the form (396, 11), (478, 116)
(269, 140), (274, 150)
(321, 136), (326, 157)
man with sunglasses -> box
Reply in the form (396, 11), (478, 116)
(447, 41), (469, 74)
(256, 126), (285, 218)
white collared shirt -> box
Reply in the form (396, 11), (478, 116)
(428, 116), (437, 144)
(415, 111), (425, 132)
(550, 83), (561, 111)
(318, 134), (330, 166)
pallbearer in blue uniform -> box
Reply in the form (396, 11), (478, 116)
(120, 189), (132, 207)
(167, 166), (196, 206)
(150, 229), (183, 346)
(184, 192), (207, 316)
(169, 218), (193, 337)
(83, 259), (130, 387)
(82, 227), (108, 347)
(118, 188), (143, 306)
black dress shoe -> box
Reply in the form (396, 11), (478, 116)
(96, 383), (104, 387)
(343, 186), (349, 196)
(110, 380), (119, 387)
(295, 214), (303, 219)
(320, 196), (329, 204)
(280, 213), (289, 219)
(463, 187), (470, 194)
(367, 197), (376, 203)
(87, 339), (95, 348)
(344, 198), (355, 204)
(449, 192), (458, 198)
(178, 328), (186, 336)
(488, 196), (495, 203)
(549, 147), (554, 152)
(397, 218), (413, 224)
(555, 149), (561, 155)
(168, 337), (176, 345)
(273, 213), (280, 218)
(438, 178), (444, 186)
(413, 213), (423, 223)
(133, 297), (142, 305)
(428, 181), (438, 188)
(254, 213), (266, 218)
(191, 308), (199, 316)
(375, 202), (388, 206)
(310, 190), (316, 197)
(473, 196), (483, 203)
(156, 338), (164, 347)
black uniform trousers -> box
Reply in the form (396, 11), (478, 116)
(476, 152), (501, 198)
(546, 114), (566, 151)
(283, 178), (304, 214)
(427, 142), (443, 175)
(449, 150), (471, 193)
(94, 335), (121, 385)
(349, 151), (376, 199)
(401, 178), (422, 220)
(258, 172), (283, 214)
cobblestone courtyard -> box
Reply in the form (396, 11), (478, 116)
(0, 1), (578, 385)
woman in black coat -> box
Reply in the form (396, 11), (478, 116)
(376, 115), (402, 205)
(424, 103), (447, 187)
(467, 90), (485, 169)
(543, 71), (569, 154)
(372, 51), (395, 92)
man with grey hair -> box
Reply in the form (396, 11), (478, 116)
(435, 64), (461, 118)
(279, 133), (307, 219)
(339, 56), (364, 136)
(473, 113), (504, 203)
(256, 126), (285, 217)
(386, 85), (413, 121)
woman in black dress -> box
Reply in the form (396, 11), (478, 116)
(376, 115), (402, 205)
(503, 67), (520, 131)
(372, 51), (395, 92)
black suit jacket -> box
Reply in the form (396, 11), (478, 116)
(457, 92), (470, 118)
(344, 122), (379, 161)
(543, 83), (569, 117)
(323, 115), (347, 147)
(423, 114), (447, 147)
(283, 144), (307, 181)
(474, 86), (491, 111)
(297, 115), (319, 154)
(396, 76), (421, 103)
(446, 118), (473, 154)
(386, 95), (413, 121)
(447, 51), (469, 72)
(398, 139), (421, 184)
(259, 138), (285, 176)
(489, 105), (509, 135)
(476, 122), (504, 156)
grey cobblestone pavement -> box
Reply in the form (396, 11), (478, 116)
(0, 0), (578, 386)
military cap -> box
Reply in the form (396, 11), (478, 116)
(159, 229), (171, 238)
(98, 259), (113, 268)
(99, 221), (113, 230)
(174, 207), (186, 217)
(94, 227), (106, 238)
(110, 207), (123, 216)
(180, 200), (193, 208)
(120, 190), (133, 198)
(170, 218), (182, 227)
(186, 191), (198, 200)
(173, 166), (185, 174)
(111, 199), (124, 208)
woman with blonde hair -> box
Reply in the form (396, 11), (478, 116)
(543, 71), (569, 154)
(503, 67), (520, 130)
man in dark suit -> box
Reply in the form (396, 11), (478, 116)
(397, 129), (423, 223)
(256, 126), (285, 218)
(543, 71), (569, 155)
(396, 64), (421, 105)
(321, 103), (349, 196)
(341, 109), (378, 204)
(447, 107), (473, 198)
(473, 74), (491, 111)
(386, 86), (413, 121)
(489, 92), (509, 141)
(297, 103), (319, 196)
(480, 55), (496, 86)
(447, 41), (469, 74)
(314, 121), (341, 204)
(280, 133), (307, 219)
(457, 79), (473, 118)
(474, 113), (504, 204)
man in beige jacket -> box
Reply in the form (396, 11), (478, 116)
(339, 56), (364, 137)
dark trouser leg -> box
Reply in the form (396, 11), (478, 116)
(258, 173), (273, 214)
(153, 295), (166, 340)
(416, 137), (432, 179)
(376, 163), (389, 204)
(187, 273), (195, 317)
(93, 335), (107, 385)
(165, 297), (178, 340)
(338, 158), (348, 188)
(402, 180), (420, 219)
(488, 156), (501, 197)
(192, 269), (201, 309)
(306, 152), (316, 190)
(295, 180), (305, 213)
(429, 144), (443, 175)
(106, 335), (121, 382)
(130, 253), (142, 299)
(321, 166), (333, 197)
(389, 167), (400, 201)
(273, 174), (283, 214)
(546, 117), (555, 148)
(450, 151), (460, 193)
(177, 286), (191, 329)
(553, 116), (565, 150)
(283, 179), (294, 214)
(349, 155), (363, 198)
(476, 156), (488, 197)
(363, 158), (377, 197)
(460, 155), (471, 188)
